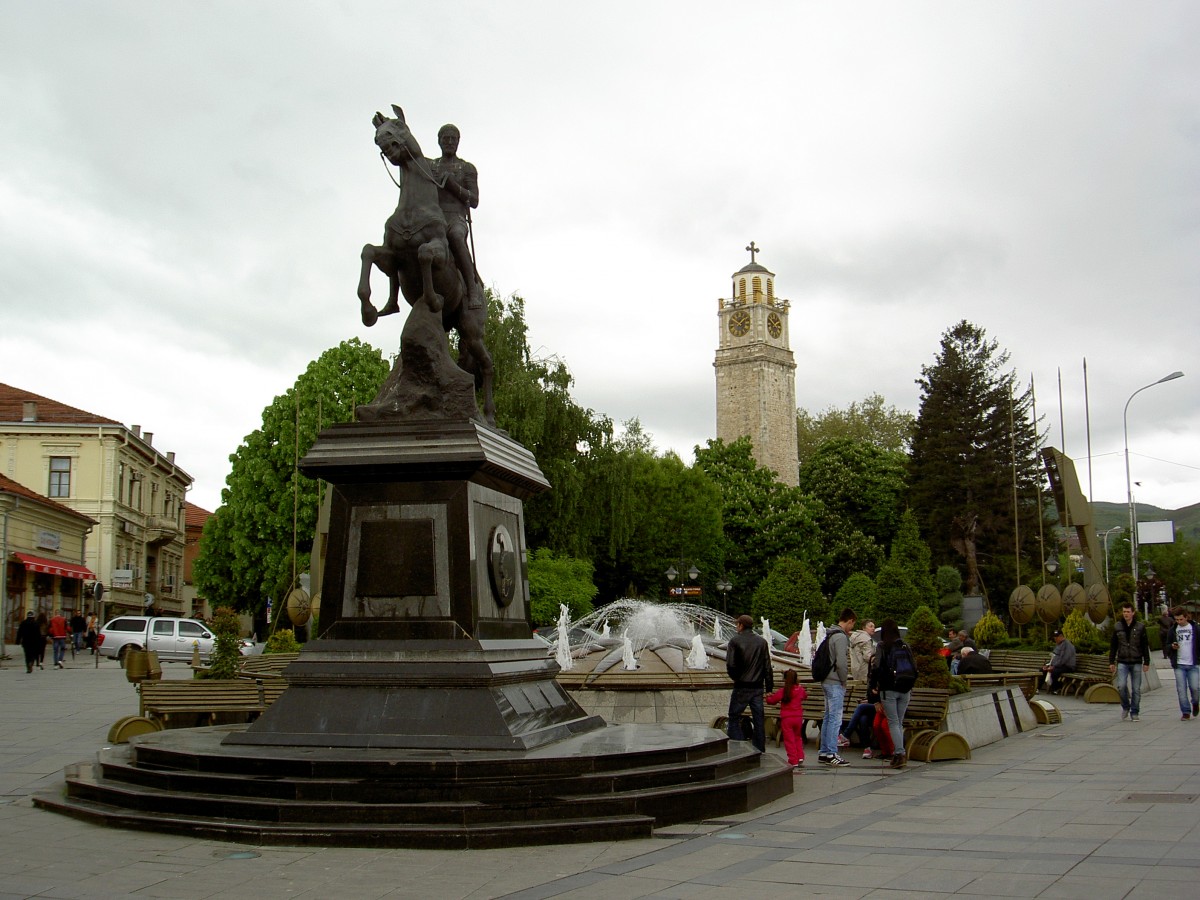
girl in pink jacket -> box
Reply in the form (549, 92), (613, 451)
(765, 669), (807, 768)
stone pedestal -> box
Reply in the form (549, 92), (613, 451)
(227, 419), (605, 751)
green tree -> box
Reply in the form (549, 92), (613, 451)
(750, 557), (824, 635)
(834, 573), (879, 621)
(875, 563), (920, 625)
(888, 509), (937, 606)
(486, 293), (616, 560)
(589, 441), (724, 602)
(798, 437), (908, 548)
(797, 392), (914, 466)
(527, 548), (598, 626)
(193, 339), (389, 613)
(907, 321), (1047, 608)
(206, 607), (243, 679)
(906, 604), (950, 690)
(694, 436), (824, 597)
(935, 565), (964, 629)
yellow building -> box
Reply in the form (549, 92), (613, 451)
(1, 384), (193, 619)
(1, 474), (96, 642)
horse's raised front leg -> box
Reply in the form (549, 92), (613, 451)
(358, 244), (381, 327)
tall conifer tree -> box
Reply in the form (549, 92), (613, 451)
(907, 321), (1046, 609)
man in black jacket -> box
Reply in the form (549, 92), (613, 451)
(726, 615), (774, 752)
(1109, 602), (1151, 721)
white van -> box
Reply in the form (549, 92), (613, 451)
(97, 616), (217, 664)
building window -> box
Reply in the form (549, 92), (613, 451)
(48, 457), (71, 498)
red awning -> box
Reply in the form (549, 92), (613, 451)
(11, 553), (95, 580)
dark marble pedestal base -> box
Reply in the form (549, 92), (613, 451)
(225, 639), (605, 750)
(35, 723), (794, 849)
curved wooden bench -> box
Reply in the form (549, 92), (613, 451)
(138, 678), (287, 728)
(1058, 656), (1117, 699)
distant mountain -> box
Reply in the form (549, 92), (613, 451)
(1089, 501), (1200, 542)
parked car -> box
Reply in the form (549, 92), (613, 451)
(97, 615), (234, 664)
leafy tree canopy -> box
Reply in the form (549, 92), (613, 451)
(694, 436), (824, 596)
(750, 557), (824, 635)
(797, 392), (914, 465)
(194, 338), (389, 613)
(527, 548), (598, 626)
(834, 573), (879, 623)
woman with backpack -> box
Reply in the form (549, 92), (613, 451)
(868, 618), (917, 769)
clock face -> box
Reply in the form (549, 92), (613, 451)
(767, 312), (782, 339)
(728, 310), (751, 337)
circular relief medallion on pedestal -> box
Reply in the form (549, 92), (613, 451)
(488, 525), (517, 607)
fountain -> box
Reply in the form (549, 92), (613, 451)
(547, 600), (808, 728)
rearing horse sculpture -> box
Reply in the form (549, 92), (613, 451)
(357, 105), (495, 425)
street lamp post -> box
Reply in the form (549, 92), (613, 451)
(1099, 525), (1118, 588)
(665, 563), (701, 602)
(715, 579), (732, 615)
(1123, 371), (1184, 584)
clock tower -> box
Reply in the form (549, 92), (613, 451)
(714, 242), (799, 486)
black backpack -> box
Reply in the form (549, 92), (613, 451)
(889, 641), (918, 692)
(810, 634), (834, 681)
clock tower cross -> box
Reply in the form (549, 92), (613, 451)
(713, 244), (799, 486)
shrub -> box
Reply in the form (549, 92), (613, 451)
(265, 629), (301, 654)
(1062, 609), (1107, 654)
(752, 557), (822, 634)
(875, 563), (920, 624)
(207, 606), (243, 679)
(907, 604), (950, 690)
(935, 565), (964, 630)
(972, 612), (1007, 648)
(834, 573), (878, 622)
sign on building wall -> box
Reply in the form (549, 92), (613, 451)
(35, 529), (61, 552)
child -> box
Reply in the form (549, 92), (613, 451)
(765, 669), (807, 768)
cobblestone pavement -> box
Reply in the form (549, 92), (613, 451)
(1, 646), (1196, 899)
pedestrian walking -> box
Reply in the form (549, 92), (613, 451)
(1166, 606), (1199, 721)
(16, 611), (42, 673)
(1109, 602), (1151, 721)
(48, 609), (69, 669)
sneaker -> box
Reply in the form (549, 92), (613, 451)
(56, 662), (63, 669)
(837, 734), (850, 748)
(822, 755), (850, 767)
(1121, 709), (1129, 720)
(1131, 714), (1139, 721)
(862, 749), (873, 759)
(1183, 714), (1191, 721)
(890, 752), (907, 769)
(1193, 704), (1198, 717)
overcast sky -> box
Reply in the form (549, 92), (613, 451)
(2, 1), (1196, 519)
